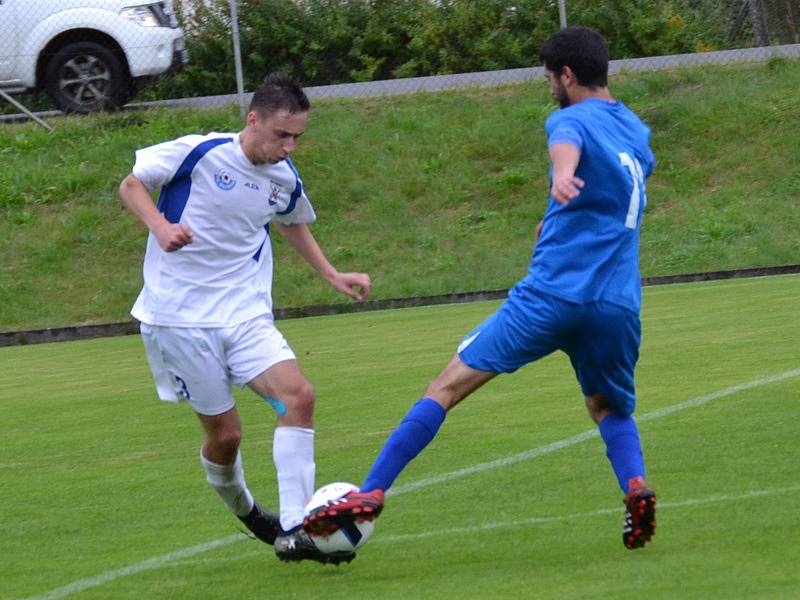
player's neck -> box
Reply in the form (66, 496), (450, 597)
(238, 129), (257, 165)
(569, 86), (613, 105)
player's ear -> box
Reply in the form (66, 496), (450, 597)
(245, 110), (263, 128)
(560, 66), (577, 85)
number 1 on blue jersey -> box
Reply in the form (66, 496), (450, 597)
(619, 152), (646, 229)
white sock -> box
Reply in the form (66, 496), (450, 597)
(273, 426), (315, 531)
(200, 450), (255, 518)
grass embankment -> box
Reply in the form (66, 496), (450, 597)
(1, 59), (798, 331)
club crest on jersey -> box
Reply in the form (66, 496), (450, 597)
(267, 181), (282, 206)
(214, 168), (236, 191)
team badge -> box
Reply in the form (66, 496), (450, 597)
(214, 168), (236, 191)
(267, 181), (282, 206)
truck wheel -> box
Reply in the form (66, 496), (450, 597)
(45, 41), (130, 113)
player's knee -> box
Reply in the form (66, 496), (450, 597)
(423, 379), (457, 410)
(210, 426), (242, 455)
(585, 394), (612, 424)
(285, 381), (315, 422)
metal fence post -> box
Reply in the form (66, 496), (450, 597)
(558, 0), (568, 28)
(229, 0), (246, 118)
(748, 0), (769, 45)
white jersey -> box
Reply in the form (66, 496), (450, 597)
(130, 131), (316, 327)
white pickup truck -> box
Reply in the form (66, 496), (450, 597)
(0, 0), (188, 113)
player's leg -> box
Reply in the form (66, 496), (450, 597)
(196, 408), (280, 544)
(587, 398), (655, 550)
(225, 316), (316, 534)
(141, 324), (280, 544)
(585, 393), (647, 493)
(228, 314), (348, 564)
(247, 359), (353, 564)
(303, 354), (495, 536)
(247, 359), (316, 533)
(362, 354), (496, 493)
(590, 396), (655, 550)
(569, 302), (656, 549)
(302, 288), (557, 536)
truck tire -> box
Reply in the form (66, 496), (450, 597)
(44, 41), (131, 113)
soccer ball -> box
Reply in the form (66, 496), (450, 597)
(304, 482), (375, 556)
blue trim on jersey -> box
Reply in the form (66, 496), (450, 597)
(252, 224), (270, 262)
(276, 158), (303, 216)
(157, 137), (233, 223)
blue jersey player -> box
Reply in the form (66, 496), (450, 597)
(305, 27), (657, 550)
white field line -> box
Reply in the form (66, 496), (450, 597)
(389, 368), (800, 496)
(24, 368), (800, 600)
(24, 535), (243, 600)
(377, 484), (800, 544)
(164, 483), (800, 567)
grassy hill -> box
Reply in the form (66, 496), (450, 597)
(1, 59), (798, 332)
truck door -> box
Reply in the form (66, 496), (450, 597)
(0, 0), (18, 82)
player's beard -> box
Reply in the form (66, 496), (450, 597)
(554, 81), (570, 108)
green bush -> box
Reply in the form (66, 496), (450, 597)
(143, 0), (749, 101)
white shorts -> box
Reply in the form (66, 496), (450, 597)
(139, 315), (296, 416)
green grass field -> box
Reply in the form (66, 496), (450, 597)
(3, 274), (799, 599)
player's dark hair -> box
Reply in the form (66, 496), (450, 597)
(249, 73), (310, 117)
(539, 26), (609, 87)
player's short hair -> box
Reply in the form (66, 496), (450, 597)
(249, 73), (310, 117)
(539, 26), (609, 88)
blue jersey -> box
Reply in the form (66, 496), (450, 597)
(525, 98), (655, 313)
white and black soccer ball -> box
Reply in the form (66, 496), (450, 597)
(304, 482), (375, 556)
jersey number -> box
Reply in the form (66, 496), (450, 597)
(619, 152), (646, 229)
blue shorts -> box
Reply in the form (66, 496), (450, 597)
(458, 284), (641, 416)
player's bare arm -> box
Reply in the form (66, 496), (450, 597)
(273, 221), (371, 301)
(119, 174), (193, 252)
(549, 142), (584, 205)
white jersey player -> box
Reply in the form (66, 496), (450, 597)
(119, 74), (370, 565)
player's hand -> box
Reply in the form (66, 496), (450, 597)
(550, 173), (585, 205)
(329, 272), (371, 302)
(154, 222), (193, 252)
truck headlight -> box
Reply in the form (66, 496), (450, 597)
(120, 5), (161, 27)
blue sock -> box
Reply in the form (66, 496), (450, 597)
(361, 398), (446, 493)
(598, 413), (646, 494)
